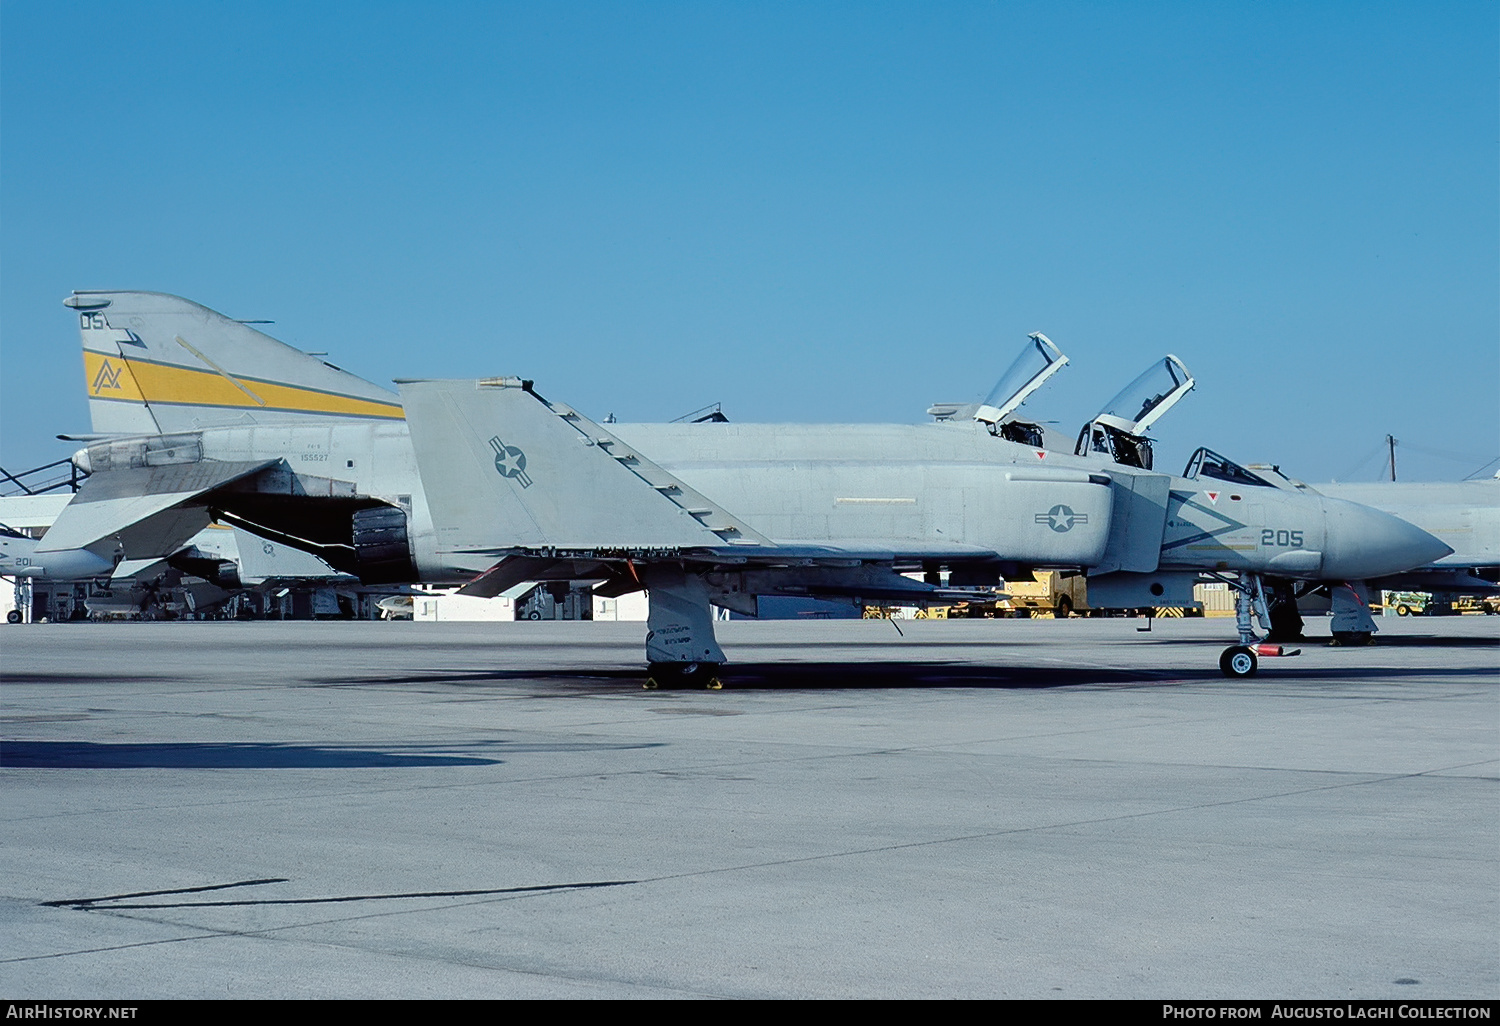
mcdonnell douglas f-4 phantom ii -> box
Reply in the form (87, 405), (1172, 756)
(42, 291), (1449, 684)
(394, 369), (1447, 684)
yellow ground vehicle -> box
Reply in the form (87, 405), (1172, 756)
(1381, 590), (1458, 616)
(1002, 571), (1089, 618)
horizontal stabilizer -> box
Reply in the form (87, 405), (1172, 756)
(37, 459), (275, 555)
(232, 528), (345, 583)
(399, 378), (773, 555)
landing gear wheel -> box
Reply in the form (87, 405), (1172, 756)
(1055, 596), (1073, 619)
(1219, 646), (1258, 678)
(6, 609), (20, 624)
(645, 662), (725, 690)
(1331, 631), (1372, 646)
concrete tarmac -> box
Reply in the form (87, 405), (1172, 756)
(2, 616), (1495, 999)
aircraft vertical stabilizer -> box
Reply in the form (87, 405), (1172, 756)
(398, 377), (763, 556)
(67, 291), (405, 435)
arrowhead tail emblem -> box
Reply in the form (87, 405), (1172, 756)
(91, 359), (124, 393)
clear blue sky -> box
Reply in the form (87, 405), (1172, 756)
(3, 1), (1495, 482)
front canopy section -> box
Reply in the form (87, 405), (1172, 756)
(1074, 354), (1195, 469)
(959, 332), (1069, 447)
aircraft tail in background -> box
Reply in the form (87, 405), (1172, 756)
(67, 290), (405, 436)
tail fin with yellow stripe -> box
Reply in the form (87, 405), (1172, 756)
(68, 291), (405, 436)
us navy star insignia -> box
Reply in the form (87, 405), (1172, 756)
(1035, 504), (1088, 533)
(488, 435), (533, 488)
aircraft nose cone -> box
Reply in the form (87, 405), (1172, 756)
(1320, 497), (1453, 581)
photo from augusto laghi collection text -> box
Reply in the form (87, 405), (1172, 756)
(1162, 1006), (1493, 1020)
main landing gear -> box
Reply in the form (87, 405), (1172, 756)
(645, 661), (724, 690)
(642, 566), (728, 690)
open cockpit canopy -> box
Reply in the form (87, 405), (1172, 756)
(1091, 355), (1194, 436)
(1074, 355), (1195, 469)
(973, 332), (1069, 428)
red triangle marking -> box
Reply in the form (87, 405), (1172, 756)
(1035, 450), (1047, 459)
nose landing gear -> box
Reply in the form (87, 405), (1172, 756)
(1216, 572), (1301, 677)
(1220, 646), (1257, 678)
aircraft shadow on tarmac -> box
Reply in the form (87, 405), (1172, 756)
(343, 659), (1499, 691)
(1138, 634), (1497, 649)
(711, 662), (1173, 689)
(0, 739), (661, 769)
(0, 672), (180, 685)
(1338, 633), (1498, 647)
(710, 662), (1498, 688)
(340, 663), (1174, 691)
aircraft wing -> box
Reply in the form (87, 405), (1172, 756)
(36, 458), (277, 557)
(454, 551), (1004, 606)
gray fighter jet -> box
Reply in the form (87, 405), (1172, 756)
(43, 291), (1449, 682)
(397, 371), (1447, 684)
(0, 528), (114, 582)
(1269, 475), (1500, 640)
(1317, 480), (1499, 588)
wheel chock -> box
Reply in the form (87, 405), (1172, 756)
(1253, 643), (1300, 658)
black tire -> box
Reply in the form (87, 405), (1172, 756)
(645, 662), (723, 690)
(526, 610), (542, 620)
(1331, 630), (1373, 646)
(1055, 596), (1073, 618)
(1396, 605), (1411, 617)
(1219, 646), (1258, 678)
(6, 609), (20, 624)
